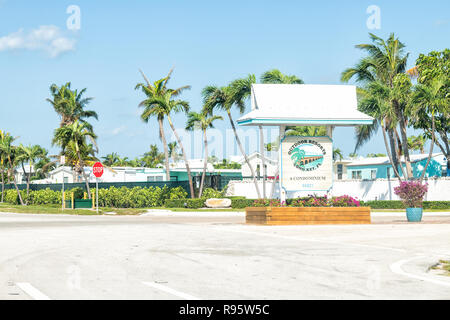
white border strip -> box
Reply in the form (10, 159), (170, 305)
(143, 282), (201, 300)
(390, 256), (450, 288)
(16, 282), (51, 300)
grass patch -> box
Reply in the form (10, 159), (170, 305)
(430, 260), (450, 276)
(0, 203), (146, 216)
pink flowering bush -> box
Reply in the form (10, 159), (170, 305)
(394, 181), (428, 208)
(331, 195), (361, 207)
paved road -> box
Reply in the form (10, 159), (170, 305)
(1, 211), (450, 300)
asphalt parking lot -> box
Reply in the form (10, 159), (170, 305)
(1, 211), (450, 300)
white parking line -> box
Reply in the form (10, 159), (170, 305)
(16, 282), (51, 300)
(390, 256), (450, 288)
(143, 282), (201, 300)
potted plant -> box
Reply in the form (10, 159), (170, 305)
(394, 181), (428, 222)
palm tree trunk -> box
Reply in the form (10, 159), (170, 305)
(77, 150), (91, 199)
(27, 160), (33, 197)
(8, 157), (24, 206)
(420, 113), (436, 182)
(21, 162), (29, 205)
(1, 167), (4, 203)
(159, 118), (171, 182)
(167, 116), (195, 199)
(397, 111), (413, 179)
(387, 128), (402, 180)
(227, 111), (262, 199)
(199, 129), (208, 198)
(259, 126), (267, 199)
(382, 124), (402, 182)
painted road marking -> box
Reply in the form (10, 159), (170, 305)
(16, 283), (51, 300)
(143, 282), (201, 300)
(390, 256), (450, 288)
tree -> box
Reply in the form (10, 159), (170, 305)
(16, 144), (46, 201)
(407, 135), (428, 154)
(136, 69), (190, 182)
(411, 77), (449, 181)
(342, 33), (413, 180)
(53, 121), (98, 199)
(102, 153), (121, 166)
(142, 145), (165, 168)
(186, 110), (223, 198)
(0, 130), (6, 203)
(333, 148), (344, 162)
(0, 132), (25, 205)
(366, 153), (386, 158)
(202, 83), (262, 199)
(168, 142), (181, 163)
(409, 49), (450, 176)
(47, 82), (98, 132)
(260, 69), (304, 85)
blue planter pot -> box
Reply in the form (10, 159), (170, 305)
(406, 208), (423, 222)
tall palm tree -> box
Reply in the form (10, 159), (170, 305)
(0, 130), (6, 203)
(407, 135), (427, 154)
(16, 144), (46, 201)
(136, 69), (190, 182)
(186, 110), (223, 198)
(202, 84), (262, 199)
(333, 148), (344, 162)
(341, 33), (413, 180)
(47, 82), (98, 132)
(0, 132), (25, 205)
(53, 121), (98, 199)
(163, 93), (195, 198)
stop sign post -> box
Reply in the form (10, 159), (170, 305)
(93, 162), (103, 213)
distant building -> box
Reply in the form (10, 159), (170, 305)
(334, 153), (447, 180)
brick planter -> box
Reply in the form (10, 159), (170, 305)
(246, 207), (371, 225)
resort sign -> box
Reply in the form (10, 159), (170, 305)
(281, 136), (333, 192)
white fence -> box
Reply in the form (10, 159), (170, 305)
(226, 178), (450, 201)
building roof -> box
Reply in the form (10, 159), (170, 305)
(346, 153), (444, 167)
(237, 84), (374, 127)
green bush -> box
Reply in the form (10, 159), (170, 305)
(360, 200), (450, 210)
(201, 188), (224, 199)
(164, 199), (205, 209)
(229, 198), (255, 209)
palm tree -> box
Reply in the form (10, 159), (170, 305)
(407, 135), (427, 154)
(168, 142), (181, 163)
(411, 77), (449, 181)
(202, 84), (262, 199)
(102, 152), (120, 166)
(186, 110), (223, 198)
(47, 82), (98, 132)
(16, 144), (46, 201)
(142, 145), (165, 168)
(0, 132), (25, 205)
(0, 130), (6, 203)
(261, 69), (304, 85)
(53, 121), (98, 199)
(341, 33), (413, 180)
(164, 93), (195, 198)
(136, 69), (191, 183)
(333, 148), (344, 162)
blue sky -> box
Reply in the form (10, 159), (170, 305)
(0, 0), (448, 160)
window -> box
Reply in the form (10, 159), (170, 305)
(352, 171), (362, 180)
(371, 170), (377, 180)
(147, 176), (155, 182)
(155, 176), (163, 182)
(337, 164), (343, 180)
(63, 177), (69, 184)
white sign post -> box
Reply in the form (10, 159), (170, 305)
(280, 136), (333, 196)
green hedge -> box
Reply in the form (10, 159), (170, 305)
(164, 199), (205, 209)
(2, 186), (188, 208)
(362, 200), (450, 210)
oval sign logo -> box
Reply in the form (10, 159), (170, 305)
(288, 140), (326, 172)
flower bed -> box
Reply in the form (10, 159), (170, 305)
(246, 195), (370, 225)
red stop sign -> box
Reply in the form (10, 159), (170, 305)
(93, 162), (104, 178)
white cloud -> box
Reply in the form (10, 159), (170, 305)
(112, 126), (127, 136)
(0, 25), (76, 57)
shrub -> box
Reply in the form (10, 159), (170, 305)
(230, 198), (256, 209)
(331, 195), (361, 207)
(394, 181), (428, 208)
(201, 188), (224, 199)
(253, 199), (284, 207)
(164, 199), (205, 209)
